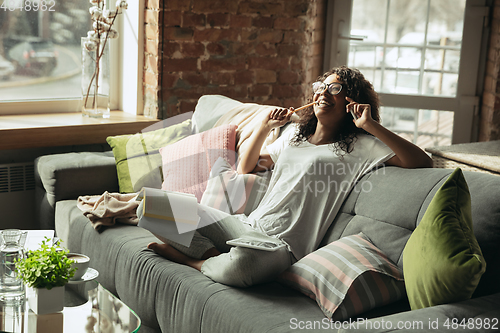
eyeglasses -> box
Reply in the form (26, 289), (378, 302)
(312, 81), (343, 95)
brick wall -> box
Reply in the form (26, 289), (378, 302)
(143, 0), (327, 119)
(479, 0), (500, 141)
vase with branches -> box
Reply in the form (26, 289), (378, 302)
(81, 0), (128, 118)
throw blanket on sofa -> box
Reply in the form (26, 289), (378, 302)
(77, 191), (139, 230)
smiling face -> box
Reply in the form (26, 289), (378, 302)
(293, 66), (380, 150)
(312, 74), (349, 127)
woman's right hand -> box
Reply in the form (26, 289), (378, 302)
(238, 107), (292, 174)
(265, 107), (293, 129)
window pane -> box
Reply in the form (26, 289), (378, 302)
(362, 68), (382, 89)
(424, 49), (443, 70)
(386, 0), (427, 44)
(0, 1), (90, 102)
(351, 0), (387, 42)
(442, 49), (460, 72)
(380, 69), (421, 94)
(428, 0), (466, 41)
(423, 72), (458, 96)
(349, 0), (466, 97)
(381, 106), (453, 148)
(349, 45), (383, 68)
(385, 47), (422, 69)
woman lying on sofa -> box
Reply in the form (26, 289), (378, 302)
(147, 66), (432, 287)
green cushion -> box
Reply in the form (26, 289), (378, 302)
(403, 168), (486, 310)
(107, 119), (192, 193)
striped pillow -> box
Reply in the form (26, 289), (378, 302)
(278, 233), (405, 321)
(201, 157), (271, 215)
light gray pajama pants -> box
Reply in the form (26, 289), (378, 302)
(164, 203), (294, 288)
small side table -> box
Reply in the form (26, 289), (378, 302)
(425, 140), (500, 176)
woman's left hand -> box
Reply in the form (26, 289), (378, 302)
(345, 98), (433, 169)
(346, 97), (373, 129)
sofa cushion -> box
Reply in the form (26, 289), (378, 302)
(200, 157), (272, 215)
(159, 124), (237, 202)
(106, 117), (192, 193)
(278, 232), (405, 321)
(403, 168), (486, 310)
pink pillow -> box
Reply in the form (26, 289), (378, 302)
(159, 124), (237, 201)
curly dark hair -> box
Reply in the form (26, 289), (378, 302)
(290, 66), (380, 158)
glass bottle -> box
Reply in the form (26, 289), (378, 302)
(0, 229), (25, 301)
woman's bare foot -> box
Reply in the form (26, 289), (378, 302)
(147, 242), (205, 271)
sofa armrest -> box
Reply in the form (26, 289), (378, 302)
(35, 151), (118, 230)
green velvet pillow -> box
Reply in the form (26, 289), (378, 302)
(403, 168), (486, 310)
(107, 119), (192, 193)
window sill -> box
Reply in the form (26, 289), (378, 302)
(0, 111), (158, 150)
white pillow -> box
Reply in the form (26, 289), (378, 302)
(191, 95), (243, 134)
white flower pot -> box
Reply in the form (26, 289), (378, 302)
(28, 286), (64, 315)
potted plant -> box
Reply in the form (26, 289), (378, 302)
(15, 237), (76, 315)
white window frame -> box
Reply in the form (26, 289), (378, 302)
(0, 2), (144, 116)
(117, 0), (144, 115)
(324, 0), (490, 144)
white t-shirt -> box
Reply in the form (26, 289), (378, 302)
(247, 125), (395, 260)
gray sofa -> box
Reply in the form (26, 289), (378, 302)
(35, 99), (500, 333)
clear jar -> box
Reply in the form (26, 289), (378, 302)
(0, 229), (25, 301)
(81, 36), (110, 118)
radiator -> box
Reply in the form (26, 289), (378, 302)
(0, 162), (37, 230)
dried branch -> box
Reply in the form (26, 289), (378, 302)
(83, 0), (128, 111)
